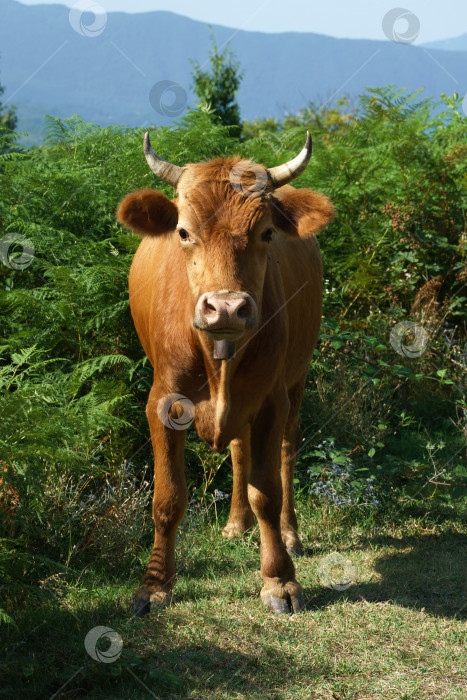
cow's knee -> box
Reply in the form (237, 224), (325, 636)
(153, 489), (188, 535)
(247, 483), (281, 524)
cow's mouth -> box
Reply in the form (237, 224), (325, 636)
(204, 328), (244, 340)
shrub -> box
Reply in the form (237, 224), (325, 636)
(0, 90), (466, 621)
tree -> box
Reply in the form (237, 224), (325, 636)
(191, 32), (244, 137)
(0, 62), (17, 154)
(0, 76), (17, 134)
(282, 96), (357, 141)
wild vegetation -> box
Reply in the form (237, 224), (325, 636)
(0, 64), (17, 154)
(191, 32), (244, 138)
(0, 84), (466, 698)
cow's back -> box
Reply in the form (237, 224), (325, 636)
(276, 233), (322, 388)
(270, 184), (323, 388)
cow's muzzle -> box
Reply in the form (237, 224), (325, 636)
(193, 291), (258, 340)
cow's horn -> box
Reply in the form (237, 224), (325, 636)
(267, 131), (312, 188)
(143, 132), (185, 188)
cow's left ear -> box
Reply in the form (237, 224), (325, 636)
(271, 188), (335, 238)
(116, 188), (178, 236)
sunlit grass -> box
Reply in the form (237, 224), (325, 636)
(2, 498), (466, 699)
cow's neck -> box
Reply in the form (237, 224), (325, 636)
(195, 333), (253, 451)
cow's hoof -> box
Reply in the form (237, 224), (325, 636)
(222, 519), (254, 539)
(260, 581), (305, 614)
(287, 545), (304, 557)
(131, 587), (171, 617)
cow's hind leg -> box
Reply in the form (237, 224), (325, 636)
(132, 386), (188, 616)
(249, 387), (304, 614)
(222, 425), (255, 539)
(280, 374), (306, 556)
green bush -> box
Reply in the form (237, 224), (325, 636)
(0, 90), (466, 620)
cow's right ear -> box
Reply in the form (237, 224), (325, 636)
(116, 188), (178, 236)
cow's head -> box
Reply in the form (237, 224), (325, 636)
(117, 132), (334, 357)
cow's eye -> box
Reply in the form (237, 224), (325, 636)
(178, 229), (190, 241)
(261, 229), (273, 243)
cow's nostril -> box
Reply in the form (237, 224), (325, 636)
(196, 291), (257, 333)
(202, 298), (219, 318)
(237, 302), (249, 319)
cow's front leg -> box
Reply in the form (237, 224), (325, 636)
(132, 387), (188, 616)
(280, 374), (307, 556)
(222, 425), (255, 539)
(248, 391), (305, 614)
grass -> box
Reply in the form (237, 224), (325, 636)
(1, 497), (466, 699)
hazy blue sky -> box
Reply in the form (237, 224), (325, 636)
(17, 0), (467, 43)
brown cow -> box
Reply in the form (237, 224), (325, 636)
(117, 132), (334, 615)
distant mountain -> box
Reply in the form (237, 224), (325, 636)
(422, 33), (467, 52)
(1, 0), (466, 145)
